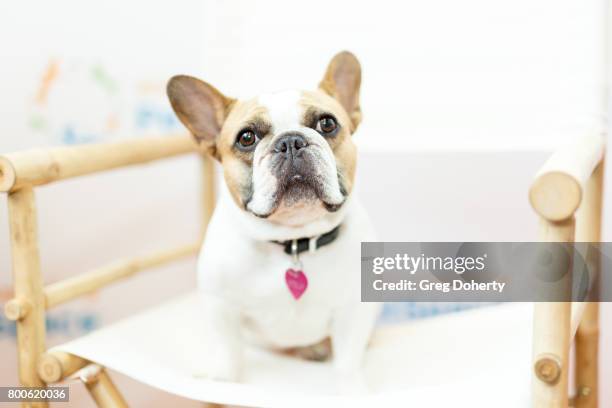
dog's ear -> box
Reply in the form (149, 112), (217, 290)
(319, 51), (362, 130)
(167, 75), (235, 154)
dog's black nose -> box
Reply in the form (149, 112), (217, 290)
(274, 133), (308, 157)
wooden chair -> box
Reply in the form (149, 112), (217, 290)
(0, 132), (605, 407)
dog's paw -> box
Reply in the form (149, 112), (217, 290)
(191, 349), (242, 382)
(287, 337), (332, 362)
(295, 343), (332, 362)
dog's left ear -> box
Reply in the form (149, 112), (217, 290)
(319, 51), (362, 130)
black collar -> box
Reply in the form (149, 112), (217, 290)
(274, 225), (341, 255)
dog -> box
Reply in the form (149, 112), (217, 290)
(167, 51), (380, 389)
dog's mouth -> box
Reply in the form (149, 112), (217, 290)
(247, 170), (346, 219)
(278, 172), (328, 207)
(244, 144), (347, 219)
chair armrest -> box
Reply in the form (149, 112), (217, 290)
(529, 132), (605, 222)
(0, 134), (197, 193)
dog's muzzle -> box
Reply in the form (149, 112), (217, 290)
(245, 129), (346, 218)
(272, 132), (315, 182)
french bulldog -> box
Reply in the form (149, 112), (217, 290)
(167, 51), (380, 389)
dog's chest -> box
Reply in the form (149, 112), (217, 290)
(201, 239), (357, 346)
(197, 198), (373, 347)
(225, 239), (356, 307)
(239, 245), (358, 346)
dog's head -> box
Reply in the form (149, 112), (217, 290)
(167, 51), (361, 227)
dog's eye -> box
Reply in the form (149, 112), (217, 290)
(237, 130), (258, 148)
(316, 116), (338, 134)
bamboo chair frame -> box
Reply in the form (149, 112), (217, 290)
(529, 134), (605, 408)
(0, 133), (605, 407)
(1, 135), (213, 407)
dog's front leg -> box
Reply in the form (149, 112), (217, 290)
(191, 292), (243, 382)
(331, 301), (381, 394)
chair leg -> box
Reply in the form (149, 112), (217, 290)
(531, 218), (574, 408)
(575, 302), (599, 408)
(83, 367), (128, 408)
(573, 160), (603, 408)
(7, 187), (48, 408)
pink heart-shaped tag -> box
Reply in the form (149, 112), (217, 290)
(285, 268), (308, 300)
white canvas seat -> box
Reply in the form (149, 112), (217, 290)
(53, 294), (533, 407)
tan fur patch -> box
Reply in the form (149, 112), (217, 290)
(299, 90), (358, 195)
(215, 98), (271, 207)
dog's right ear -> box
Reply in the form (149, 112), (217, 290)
(167, 75), (235, 154)
(319, 51), (362, 131)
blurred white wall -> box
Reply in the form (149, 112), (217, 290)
(199, 0), (608, 151)
(0, 0), (205, 150)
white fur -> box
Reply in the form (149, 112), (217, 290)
(194, 90), (381, 391)
(259, 90), (302, 134)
